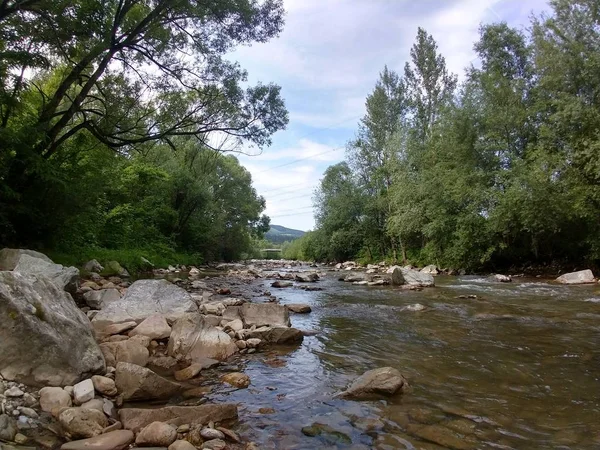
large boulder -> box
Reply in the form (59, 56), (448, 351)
(337, 367), (408, 400)
(58, 407), (108, 439)
(0, 248), (53, 270)
(388, 267), (434, 287)
(13, 254), (79, 293)
(92, 279), (197, 325)
(167, 314), (238, 362)
(39, 387), (72, 415)
(232, 303), (291, 328)
(0, 272), (105, 386)
(83, 288), (120, 310)
(119, 404), (238, 433)
(115, 362), (181, 401)
(129, 314), (171, 340)
(99, 339), (149, 367)
(556, 269), (595, 285)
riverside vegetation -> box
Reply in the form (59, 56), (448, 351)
(0, 0), (285, 266)
(287, 0), (600, 273)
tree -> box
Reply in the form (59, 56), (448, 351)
(347, 66), (407, 260)
(0, 0), (288, 248)
(404, 27), (457, 143)
(313, 162), (366, 261)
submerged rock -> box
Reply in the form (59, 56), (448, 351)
(221, 372), (250, 389)
(301, 423), (352, 444)
(92, 279), (197, 325)
(271, 280), (293, 288)
(0, 414), (17, 442)
(556, 269), (595, 285)
(286, 303), (312, 314)
(337, 367), (408, 400)
(247, 326), (304, 344)
(0, 272), (105, 386)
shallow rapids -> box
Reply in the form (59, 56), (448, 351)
(195, 273), (600, 449)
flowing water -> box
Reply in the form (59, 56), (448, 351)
(202, 273), (600, 449)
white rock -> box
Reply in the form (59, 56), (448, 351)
(73, 379), (95, 405)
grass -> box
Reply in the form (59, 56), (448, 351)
(47, 246), (203, 275)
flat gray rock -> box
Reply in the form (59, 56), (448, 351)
(92, 280), (197, 325)
(556, 269), (595, 284)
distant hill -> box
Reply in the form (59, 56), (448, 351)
(265, 224), (305, 244)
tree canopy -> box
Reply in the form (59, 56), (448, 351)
(304, 0), (600, 271)
(0, 0), (287, 262)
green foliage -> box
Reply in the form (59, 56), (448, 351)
(0, 0), (287, 263)
(48, 246), (202, 275)
(309, 5), (600, 269)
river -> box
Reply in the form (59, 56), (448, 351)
(197, 271), (600, 449)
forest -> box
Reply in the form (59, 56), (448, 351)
(290, 0), (600, 271)
(0, 0), (288, 268)
(1, 0), (599, 272)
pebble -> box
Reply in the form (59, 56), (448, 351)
(73, 379), (95, 405)
(4, 387), (24, 397)
(22, 393), (37, 407)
(18, 407), (38, 419)
(200, 428), (224, 440)
(14, 433), (28, 444)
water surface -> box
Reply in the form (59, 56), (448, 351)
(207, 274), (600, 449)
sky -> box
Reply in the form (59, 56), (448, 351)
(229, 0), (551, 231)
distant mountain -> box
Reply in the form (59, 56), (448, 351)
(265, 224), (305, 244)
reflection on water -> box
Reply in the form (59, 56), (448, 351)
(207, 274), (600, 449)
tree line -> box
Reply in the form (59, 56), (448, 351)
(297, 0), (600, 271)
(0, 0), (288, 264)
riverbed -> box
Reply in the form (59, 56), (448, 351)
(199, 271), (600, 449)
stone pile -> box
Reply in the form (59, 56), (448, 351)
(0, 249), (307, 450)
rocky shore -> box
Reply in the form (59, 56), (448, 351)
(0, 251), (412, 450)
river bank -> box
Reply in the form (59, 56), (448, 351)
(1, 251), (600, 449)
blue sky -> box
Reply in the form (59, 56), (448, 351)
(230, 0), (550, 231)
